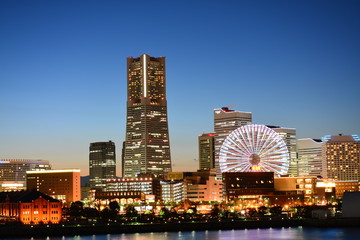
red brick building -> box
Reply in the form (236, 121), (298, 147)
(0, 190), (62, 224)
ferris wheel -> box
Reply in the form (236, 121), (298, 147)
(219, 124), (290, 177)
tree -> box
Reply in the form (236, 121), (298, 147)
(270, 206), (282, 216)
(69, 201), (84, 222)
(100, 207), (112, 222)
(109, 201), (120, 213)
(211, 205), (220, 217)
(258, 206), (268, 216)
(125, 205), (138, 218)
(83, 207), (99, 221)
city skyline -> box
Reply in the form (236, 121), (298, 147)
(1, 1), (360, 176)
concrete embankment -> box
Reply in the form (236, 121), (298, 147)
(0, 220), (302, 238)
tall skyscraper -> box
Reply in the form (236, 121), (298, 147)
(267, 126), (297, 176)
(323, 134), (360, 180)
(123, 54), (172, 178)
(214, 107), (252, 179)
(198, 133), (215, 170)
(89, 141), (116, 189)
(297, 138), (324, 177)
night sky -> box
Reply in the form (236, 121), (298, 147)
(1, 0), (359, 175)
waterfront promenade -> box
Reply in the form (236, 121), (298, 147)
(0, 219), (301, 238)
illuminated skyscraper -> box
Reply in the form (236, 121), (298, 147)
(297, 138), (324, 177)
(214, 107), (252, 178)
(323, 134), (360, 180)
(198, 133), (215, 170)
(89, 141), (116, 189)
(124, 54), (171, 178)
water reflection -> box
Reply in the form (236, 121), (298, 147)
(7, 228), (360, 240)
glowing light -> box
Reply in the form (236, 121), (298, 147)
(143, 54), (147, 97)
(26, 169), (80, 174)
(219, 124), (290, 177)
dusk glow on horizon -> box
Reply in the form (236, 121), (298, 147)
(1, 0), (359, 176)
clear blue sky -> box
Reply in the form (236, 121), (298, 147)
(1, 0), (359, 176)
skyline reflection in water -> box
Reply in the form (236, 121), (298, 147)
(15, 227), (360, 240)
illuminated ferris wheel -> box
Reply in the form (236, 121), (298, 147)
(219, 124), (290, 177)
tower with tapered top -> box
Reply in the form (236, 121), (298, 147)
(123, 54), (172, 178)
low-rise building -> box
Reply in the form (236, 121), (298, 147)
(222, 172), (274, 202)
(0, 190), (62, 224)
(105, 176), (161, 201)
(274, 176), (317, 203)
(160, 180), (186, 202)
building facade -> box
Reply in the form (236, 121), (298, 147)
(323, 135), (360, 180)
(105, 176), (161, 200)
(160, 180), (187, 202)
(0, 159), (51, 191)
(124, 54), (172, 178)
(297, 138), (324, 177)
(0, 190), (62, 224)
(222, 172), (275, 202)
(89, 141), (116, 189)
(214, 107), (252, 178)
(26, 169), (81, 205)
(274, 176), (317, 203)
(198, 133), (215, 170)
(267, 126), (297, 176)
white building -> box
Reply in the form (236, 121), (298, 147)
(268, 126), (297, 176)
(214, 107), (252, 179)
(297, 138), (324, 177)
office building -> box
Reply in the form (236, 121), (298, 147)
(214, 107), (252, 178)
(160, 180), (187, 202)
(198, 133), (215, 170)
(26, 169), (81, 205)
(0, 159), (51, 191)
(274, 176), (317, 202)
(89, 141), (116, 189)
(105, 176), (161, 200)
(268, 126), (297, 176)
(123, 54), (172, 178)
(164, 169), (223, 202)
(222, 172), (274, 202)
(323, 134), (360, 180)
(297, 138), (324, 177)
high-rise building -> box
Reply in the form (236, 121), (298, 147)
(323, 134), (360, 180)
(89, 141), (116, 189)
(198, 133), (215, 170)
(267, 126), (297, 176)
(297, 138), (324, 177)
(123, 54), (171, 178)
(0, 159), (51, 191)
(214, 107), (252, 178)
(26, 169), (81, 205)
